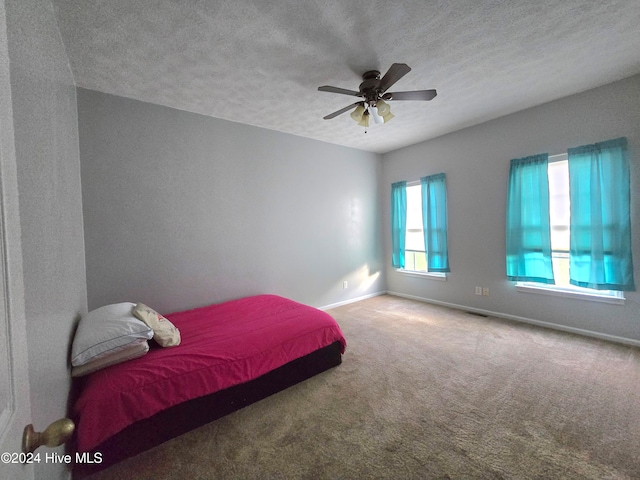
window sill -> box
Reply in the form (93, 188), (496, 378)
(395, 269), (447, 281)
(515, 283), (625, 305)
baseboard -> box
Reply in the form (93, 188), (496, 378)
(386, 290), (640, 348)
(320, 291), (387, 311)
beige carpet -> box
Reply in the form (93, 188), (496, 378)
(84, 294), (640, 479)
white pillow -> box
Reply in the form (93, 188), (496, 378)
(71, 340), (150, 377)
(71, 302), (154, 367)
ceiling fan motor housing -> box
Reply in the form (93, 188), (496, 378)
(360, 70), (382, 105)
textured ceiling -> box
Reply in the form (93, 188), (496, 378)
(51, 0), (640, 154)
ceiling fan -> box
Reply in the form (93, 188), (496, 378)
(318, 63), (436, 127)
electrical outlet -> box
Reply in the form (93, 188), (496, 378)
(482, 287), (490, 296)
(475, 286), (482, 295)
(343, 281), (348, 289)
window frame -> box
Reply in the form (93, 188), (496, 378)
(395, 181), (447, 280)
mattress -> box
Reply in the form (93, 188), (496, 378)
(72, 294), (346, 453)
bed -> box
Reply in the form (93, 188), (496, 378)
(70, 294), (346, 477)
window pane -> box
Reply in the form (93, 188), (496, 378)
(550, 226), (570, 253)
(406, 185), (422, 228)
(414, 251), (427, 271)
(405, 251), (415, 270)
(548, 159), (571, 284)
(552, 252), (571, 286)
(406, 230), (424, 251)
(548, 160), (570, 252)
(548, 161), (570, 224)
(405, 185), (425, 252)
(402, 184), (428, 273)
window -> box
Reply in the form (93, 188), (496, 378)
(391, 175), (449, 277)
(516, 153), (625, 303)
(404, 183), (429, 273)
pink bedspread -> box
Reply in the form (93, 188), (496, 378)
(73, 294), (346, 453)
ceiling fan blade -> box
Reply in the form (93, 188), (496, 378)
(323, 102), (362, 120)
(383, 89), (437, 101)
(378, 63), (411, 93)
(318, 85), (362, 97)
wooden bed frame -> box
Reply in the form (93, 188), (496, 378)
(71, 340), (343, 478)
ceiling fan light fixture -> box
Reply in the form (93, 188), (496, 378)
(357, 112), (370, 128)
(370, 106), (384, 125)
(382, 111), (395, 123)
(376, 99), (391, 116)
(350, 104), (365, 122)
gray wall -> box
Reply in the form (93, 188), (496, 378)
(78, 88), (385, 313)
(6, 0), (87, 479)
(382, 74), (640, 343)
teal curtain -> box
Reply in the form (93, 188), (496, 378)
(421, 173), (450, 272)
(505, 154), (555, 283)
(568, 137), (635, 291)
(391, 181), (407, 268)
